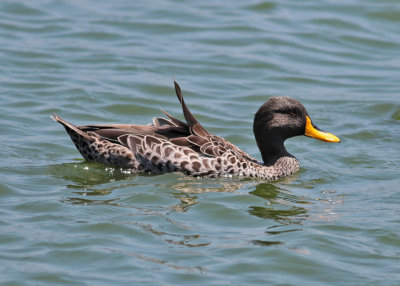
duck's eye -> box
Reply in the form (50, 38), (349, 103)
(289, 112), (296, 116)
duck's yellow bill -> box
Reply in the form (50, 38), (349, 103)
(305, 116), (340, 143)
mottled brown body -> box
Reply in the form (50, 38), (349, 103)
(53, 81), (339, 180)
(58, 117), (299, 180)
(65, 128), (135, 168)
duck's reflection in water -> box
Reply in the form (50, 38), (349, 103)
(169, 176), (247, 212)
(49, 161), (137, 193)
(249, 183), (309, 224)
(50, 161), (248, 207)
(50, 161), (312, 248)
(248, 183), (308, 246)
(171, 178), (246, 194)
(49, 162), (141, 206)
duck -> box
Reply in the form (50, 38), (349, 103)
(52, 81), (340, 180)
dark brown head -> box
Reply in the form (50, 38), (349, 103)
(254, 97), (308, 140)
(253, 97), (340, 163)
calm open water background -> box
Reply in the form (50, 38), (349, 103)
(1, 0), (400, 285)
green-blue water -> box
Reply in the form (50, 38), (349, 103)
(1, 1), (400, 285)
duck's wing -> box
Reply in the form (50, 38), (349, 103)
(186, 134), (258, 162)
(115, 82), (258, 175)
(53, 81), (258, 165)
(78, 123), (189, 144)
(168, 81), (258, 162)
(75, 101), (191, 144)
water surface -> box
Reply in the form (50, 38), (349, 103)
(1, 1), (400, 285)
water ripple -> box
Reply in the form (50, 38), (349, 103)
(1, 0), (400, 285)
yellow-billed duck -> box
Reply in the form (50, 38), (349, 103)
(52, 81), (340, 180)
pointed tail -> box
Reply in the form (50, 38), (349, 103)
(51, 113), (92, 141)
(173, 80), (209, 137)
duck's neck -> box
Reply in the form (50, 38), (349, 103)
(254, 128), (294, 166)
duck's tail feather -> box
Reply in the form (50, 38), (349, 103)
(160, 108), (188, 129)
(173, 80), (209, 137)
(51, 113), (93, 141)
